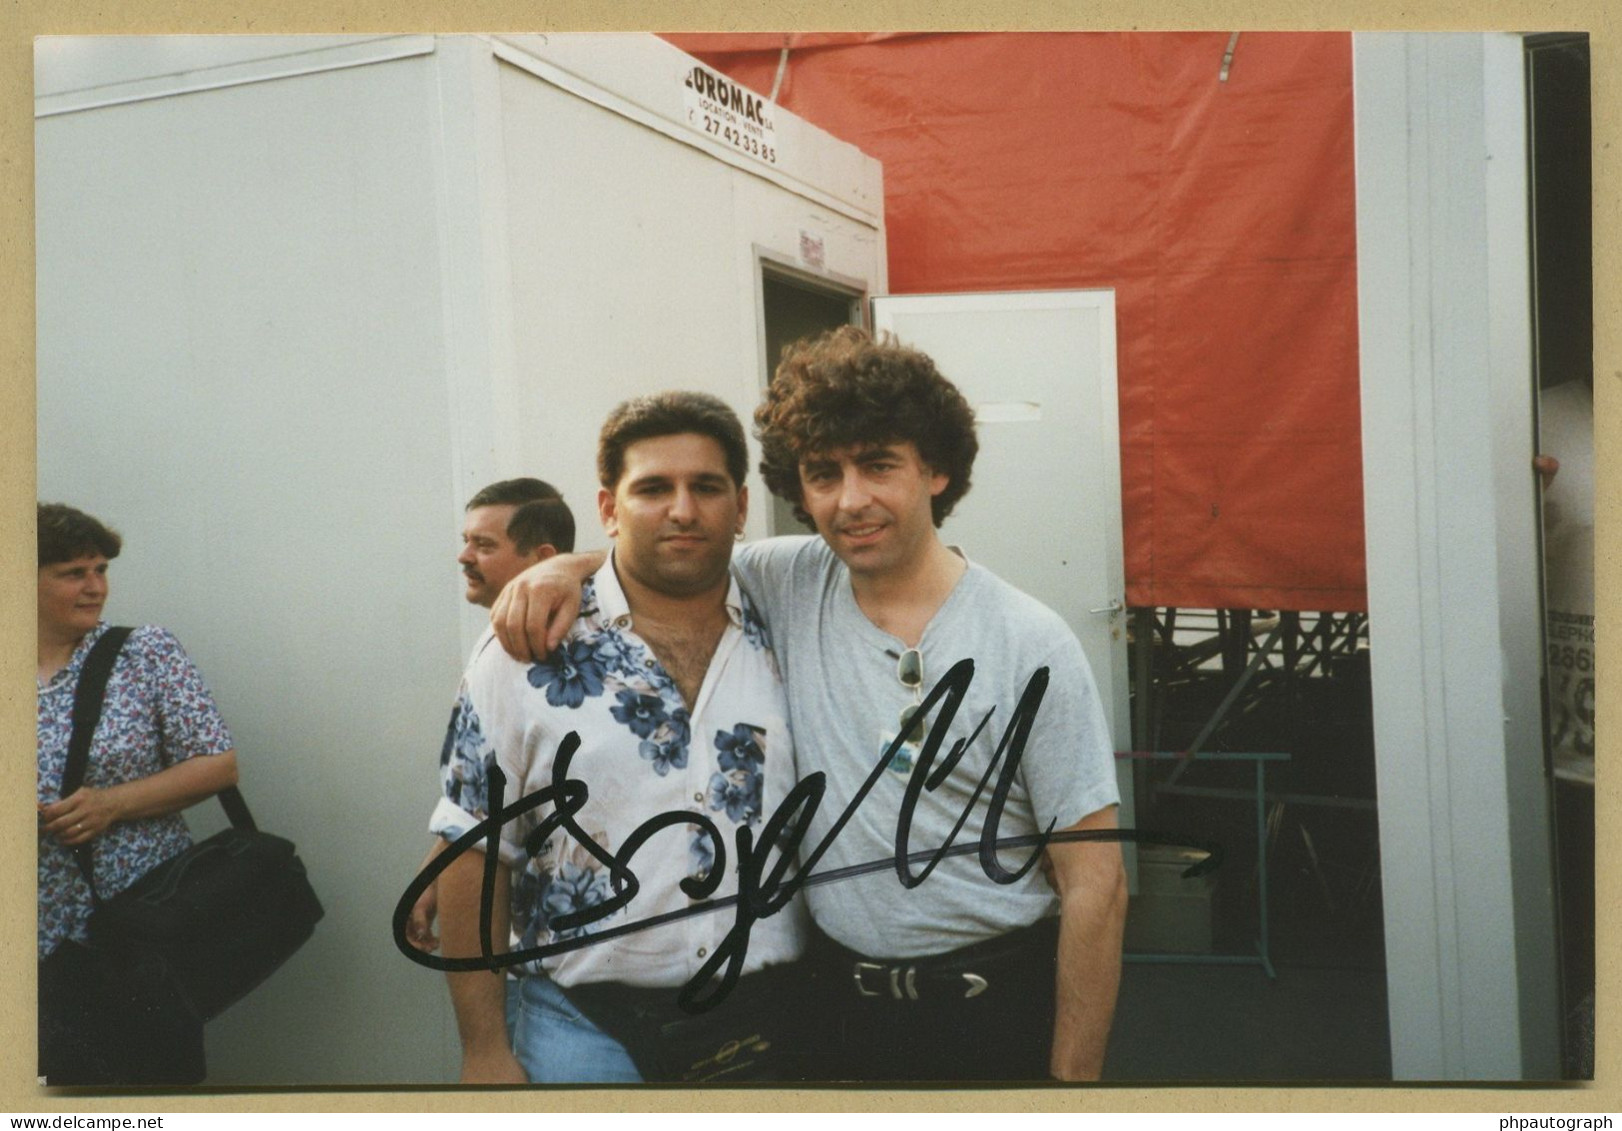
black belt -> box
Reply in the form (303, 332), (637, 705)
(819, 917), (1059, 1004)
(562, 965), (802, 1083)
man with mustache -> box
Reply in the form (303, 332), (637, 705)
(494, 328), (1125, 1083)
(405, 478), (576, 954)
(458, 478), (577, 611)
(430, 394), (805, 1083)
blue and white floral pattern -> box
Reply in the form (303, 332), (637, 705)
(510, 865), (548, 954)
(709, 722), (767, 825)
(688, 828), (717, 885)
(430, 567), (798, 982)
(716, 723), (765, 771)
(542, 858), (616, 942)
(441, 692), (495, 815)
(610, 688), (669, 738)
(708, 764), (765, 826)
(527, 638), (608, 709)
(740, 596), (773, 658)
(639, 737), (687, 776)
(589, 630), (643, 683)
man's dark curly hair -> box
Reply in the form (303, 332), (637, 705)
(754, 326), (977, 528)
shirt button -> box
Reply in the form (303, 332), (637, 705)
(697, 947), (708, 958)
(694, 792), (704, 803)
(615, 615), (630, 628)
(644, 658), (655, 668)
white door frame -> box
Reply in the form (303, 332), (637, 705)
(1354, 31), (1561, 1080)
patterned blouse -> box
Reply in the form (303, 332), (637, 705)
(429, 555), (807, 989)
(37, 622), (235, 958)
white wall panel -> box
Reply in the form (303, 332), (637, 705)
(37, 49), (462, 1085)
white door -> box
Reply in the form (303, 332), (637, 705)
(872, 290), (1131, 800)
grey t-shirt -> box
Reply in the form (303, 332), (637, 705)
(732, 536), (1119, 958)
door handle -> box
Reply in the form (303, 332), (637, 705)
(1089, 598), (1123, 615)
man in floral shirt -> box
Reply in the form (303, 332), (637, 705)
(428, 393), (805, 1084)
(494, 329), (1126, 1083)
(404, 478), (576, 955)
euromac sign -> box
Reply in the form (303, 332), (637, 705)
(682, 63), (779, 166)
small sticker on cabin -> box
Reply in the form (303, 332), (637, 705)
(800, 232), (825, 269)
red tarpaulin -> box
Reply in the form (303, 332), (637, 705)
(664, 32), (1365, 613)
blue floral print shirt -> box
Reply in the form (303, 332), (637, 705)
(37, 622), (235, 957)
(430, 555), (806, 988)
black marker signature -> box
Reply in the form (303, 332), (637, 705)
(393, 658), (1223, 1013)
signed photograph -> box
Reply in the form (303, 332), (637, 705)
(27, 29), (1596, 1093)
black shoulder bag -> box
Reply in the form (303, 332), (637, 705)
(59, 627), (325, 1023)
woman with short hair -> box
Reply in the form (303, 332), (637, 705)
(36, 502), (238, 1085)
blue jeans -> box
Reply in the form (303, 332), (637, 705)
(505, 975), (642, 1084)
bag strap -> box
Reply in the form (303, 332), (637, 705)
(218, 784), (257, 832)
(62, 626), (134, 900)
(60, 627), (258, 903)
(62, 628), (133, 796)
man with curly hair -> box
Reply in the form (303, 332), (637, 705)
(427, 394), (806, 1084)
(743, 327), (1124, 1082)
(494, 328), (1124, 1082)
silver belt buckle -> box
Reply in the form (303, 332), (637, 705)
(853, 961), (886, 997)
(854, 961), (930, 1000)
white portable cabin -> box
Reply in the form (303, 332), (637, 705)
(35, 33), (886, 1084)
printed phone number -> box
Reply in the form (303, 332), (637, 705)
(700, 113), (778, 164)
(1548, 643), (1594, 673)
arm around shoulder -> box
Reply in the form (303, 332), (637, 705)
(726, 534), (821, 621)
(491, 550), (605, 661)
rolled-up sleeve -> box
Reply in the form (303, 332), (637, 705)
(429, 681), (527, 870)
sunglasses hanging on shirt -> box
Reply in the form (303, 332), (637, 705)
(893, 646), (928, 742)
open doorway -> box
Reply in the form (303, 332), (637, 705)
(757, 262), (863, 535)
(1526, 31), (1593, 1079)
